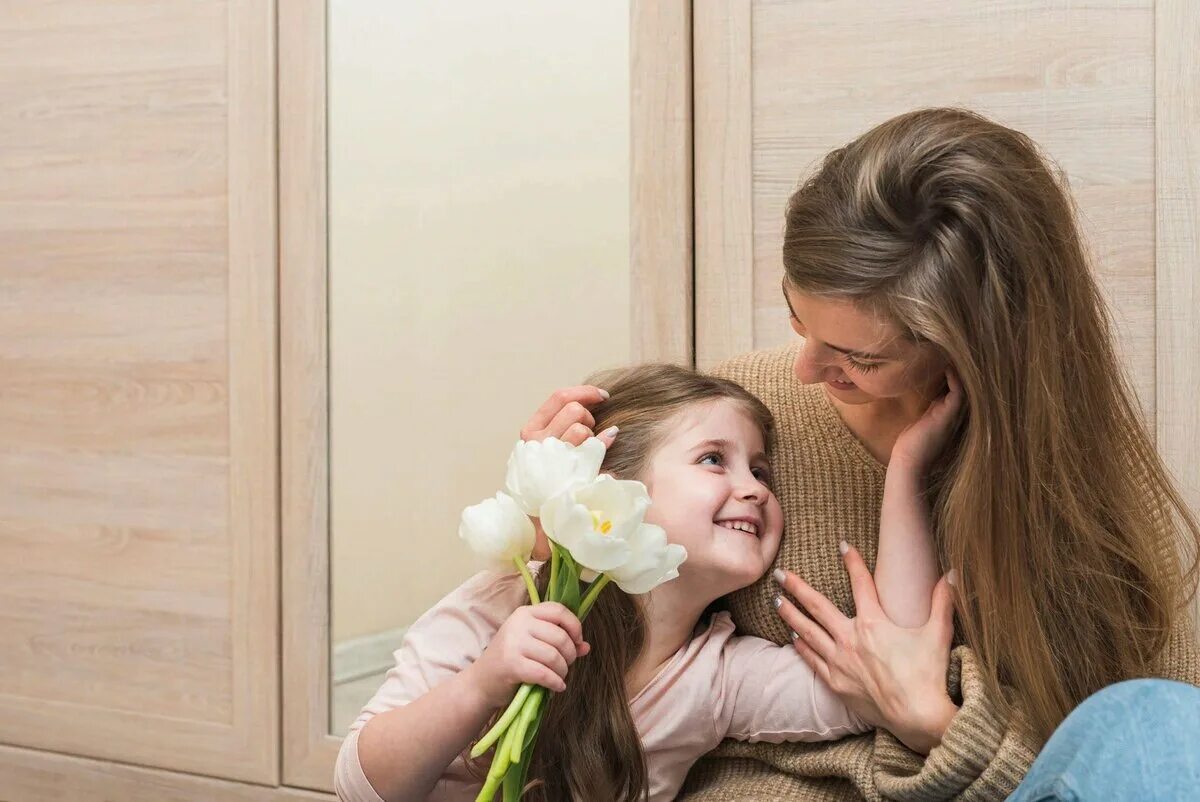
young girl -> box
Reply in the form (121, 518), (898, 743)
(334, 363), (959, 802)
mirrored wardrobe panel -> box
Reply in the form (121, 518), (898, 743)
(327, 1), (631, 736)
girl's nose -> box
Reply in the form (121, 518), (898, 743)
(737, 475), (767, 504)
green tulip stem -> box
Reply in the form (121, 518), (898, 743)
(508, 686), (545, 764)
(548, 545), (560, 598)
(470, 682), (533, 759)
(577, 574), (612, 620)
(475, 722), (519, 802)
(513, 557), (540, 605)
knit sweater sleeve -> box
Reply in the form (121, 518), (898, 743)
(874, 612), (1200, 801)
(869, 645), (1036, 800)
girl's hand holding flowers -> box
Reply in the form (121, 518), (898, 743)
(458, 435), (685, 801)
(468, 602), (589, 702)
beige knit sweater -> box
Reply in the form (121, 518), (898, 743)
(679, 344), (1200, 801)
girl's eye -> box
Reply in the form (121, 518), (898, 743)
(844, 354), (882, 374)
(752, 467), (772, 485)
(699, 452), (723, 466)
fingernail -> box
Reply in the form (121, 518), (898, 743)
(598, 389), (611, 399)
(838, 540), (850, 555)
(600, 425), (619, 439)
(772, 568), (786, 583)
(772, 595), (783, 609)
(947, 568), (958, 587)
(790, 630), (800, 641)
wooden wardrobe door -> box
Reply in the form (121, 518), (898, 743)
(693, 0), (1200, 536)
(0, 1), (278, 784)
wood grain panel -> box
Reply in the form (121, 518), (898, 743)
(280, 0), (342, 790)
(1155, 0), (1200, 626)
(0, 0), (278, 784)
(0, 742), (333, 802)
(694, 0), (754, 371)
(632, 0), (694, 365)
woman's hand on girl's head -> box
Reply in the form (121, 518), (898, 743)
(771, 544), (960, 755)
(468, 602), (591, 709)
(520, 385), (619, 448)
(891, 368), (965, 471)
(519, 385), (618, 559)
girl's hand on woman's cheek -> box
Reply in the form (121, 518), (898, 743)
(520, 385), (619, 447)
(771, 545), (960, 755)
(891, 368), (965, 471)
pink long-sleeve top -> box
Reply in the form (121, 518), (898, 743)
(334, 568), (868, 802)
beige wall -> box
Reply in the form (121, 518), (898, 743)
(329, 2), (630, 643)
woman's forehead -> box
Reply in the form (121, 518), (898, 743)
(785, 286), (909, 357)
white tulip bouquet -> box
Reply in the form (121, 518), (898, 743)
(458, 437), (686, 802)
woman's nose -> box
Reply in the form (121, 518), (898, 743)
(793, 341), (831, 384)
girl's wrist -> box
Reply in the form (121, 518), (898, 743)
(460, 661), (511, 711)
(902, 696), (959, 755)
(886, 450), (928, 479)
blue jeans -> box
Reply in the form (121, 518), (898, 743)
(1007, 679), (1200, 801)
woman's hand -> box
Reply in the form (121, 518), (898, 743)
(520, 385), (619, 447)
(773, 545), (960, 755)
(468, 602), (590, 708)
(520, 385), (619, 558)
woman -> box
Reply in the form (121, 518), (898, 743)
(521, 108), (1200, 799)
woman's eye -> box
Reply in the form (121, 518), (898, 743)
(845, 355), (881, 374)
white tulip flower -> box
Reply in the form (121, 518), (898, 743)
(504, 436), (605, 516)
(540, 474), (650, 574)
(458, 491), (536, 570)
(607, 523), (687, 594)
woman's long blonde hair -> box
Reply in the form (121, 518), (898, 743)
(782, 107), (1199, 743)
(471, 363), (773, 800)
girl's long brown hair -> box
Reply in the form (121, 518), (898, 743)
(782, 107), (1200, 743)
(471, 363), (772, 800)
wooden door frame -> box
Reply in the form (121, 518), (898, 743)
(278, 0), (693, 790)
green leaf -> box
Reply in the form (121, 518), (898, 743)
(555, 548), (582, 613)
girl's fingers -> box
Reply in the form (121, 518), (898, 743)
(530, 603), (584, 646)
(775, 595), (837, 662)
(839, 544), (882, 615)
(530, 620), (578, 665)
(523, 659), (567, 693)
(521, 638), (569, 680)
(926, 572), (957, 648)
(943, 368), (964, 415)
(774, 569), (849, 638)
